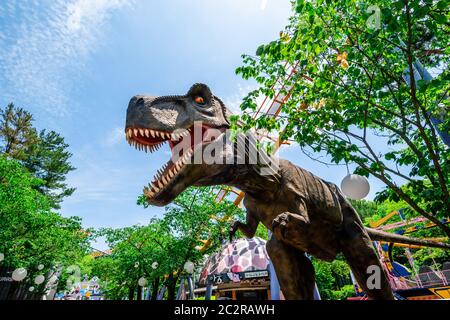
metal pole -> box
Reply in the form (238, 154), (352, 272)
(313, 283), (321, 300)
(205, 279), (213, 300)
(157, 285), (166, 300)
(267, 231), (281, 300)
(187, 275), (195, 300)
(176, 276), (184, 300)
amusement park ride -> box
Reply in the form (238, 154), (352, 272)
(367, 211), (450, 300)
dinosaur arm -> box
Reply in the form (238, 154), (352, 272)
(229, 210), (259, 240)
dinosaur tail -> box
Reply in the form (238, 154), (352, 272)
(366, 228), (450, 249)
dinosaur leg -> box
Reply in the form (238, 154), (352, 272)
(266, 236), (316, 300)
(340, 230), (395, 300)
(338, 198), (395, 300)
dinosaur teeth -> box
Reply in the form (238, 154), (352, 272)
(134, 129), (138, 136)
(151, 183), (159, 193)
(139, 129), (144, 136)
(171, 133), (180, 140)
(145, 129), (150, 138)
(145, 189), (155, 198)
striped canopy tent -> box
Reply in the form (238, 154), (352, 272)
(198, 237), (270, 286)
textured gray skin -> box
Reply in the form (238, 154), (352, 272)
(125, 83), (449, 300)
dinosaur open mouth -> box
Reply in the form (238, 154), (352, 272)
(125, 125), (218, 200)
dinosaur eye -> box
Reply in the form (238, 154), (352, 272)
(195, 96), (205, 105)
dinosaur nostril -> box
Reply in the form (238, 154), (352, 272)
(136, 97), (145, 105)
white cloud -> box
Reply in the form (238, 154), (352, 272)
(64, 147), (136, 204)
(223, 83), (260, 115)
(0, 0), (133, 116)
(104, 126), (125, 147)
(260, 0), (269, 11)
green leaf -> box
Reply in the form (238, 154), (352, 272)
(256, 45), (265, 56)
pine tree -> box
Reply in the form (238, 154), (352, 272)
(24, 130), (76, 209)
(0, 103), (76, 208)
(0, 103), (38, 160)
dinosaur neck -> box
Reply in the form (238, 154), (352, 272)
(193, 132), (281, 200)
(226, 163), (281, 200)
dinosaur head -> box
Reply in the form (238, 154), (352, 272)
(125, 83), (234, 206)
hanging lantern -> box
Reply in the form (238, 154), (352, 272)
(184, 261), (195, 274)
(138, 277), (147, 287)
(340, 174), (370, 200)
(34, 275), (45, 285)
(12, 268), (28, 281)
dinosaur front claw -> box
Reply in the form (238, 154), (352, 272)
(272, 213), (290, 239)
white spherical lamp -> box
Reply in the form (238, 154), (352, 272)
(138, 277), (147, 287)
(12, 268), (28, 281)
(34, 275), (46, 285)
(184, 261), (195, 274)
(340, 174), (370, 200)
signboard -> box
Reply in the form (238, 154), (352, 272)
(243, 270), (268, 279)
(208, 270), (269, 284)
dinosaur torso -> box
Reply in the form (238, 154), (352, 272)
(237, 159), (347, 261)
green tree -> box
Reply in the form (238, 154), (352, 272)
(90, 187), (245, 300)
(312, 256), (354, 300)
(0, 103), (38, 160)
(0, 156), (89, 299)
(23, 130), (75, 208)
(157, 187), (245, 299)
(0, 103), (76, 208)
(234, 0), (450, 236)
(350, 198), (450, 275)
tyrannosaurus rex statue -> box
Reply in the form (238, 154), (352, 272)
(125, 83), (450, 300)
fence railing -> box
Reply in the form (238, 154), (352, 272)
(388, 269), (449, 291)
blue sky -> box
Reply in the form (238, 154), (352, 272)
(0, 1), (391, 248)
